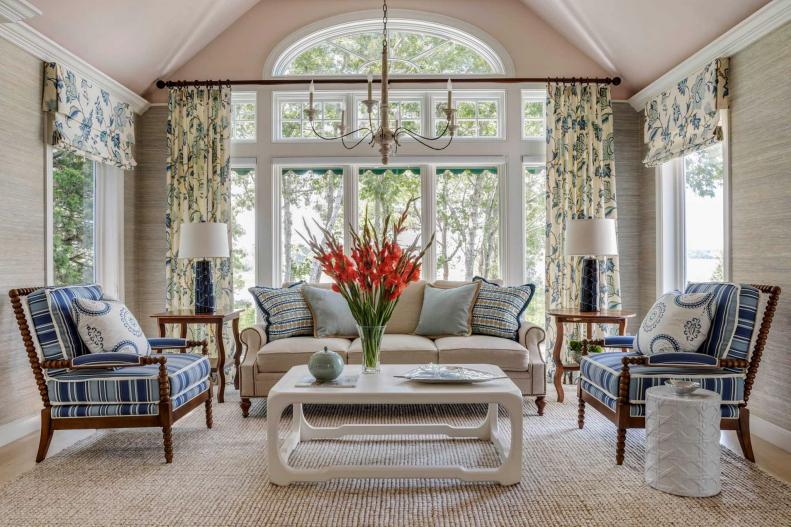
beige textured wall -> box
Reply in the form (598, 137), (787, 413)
(0, 39), (46, 426)
(639, 115), (657, 319)
(728, 21), (791, 431)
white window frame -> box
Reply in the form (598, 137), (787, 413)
(655, 114), (730, 294)
(521, 89), (546, 140)
(429, 90), (506, 141)
(352, 92), (425, 138)
(272, 92), (346, 143)
(231, 91), (257, 143)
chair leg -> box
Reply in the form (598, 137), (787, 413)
(535, 396), (546, 416)
(35, 409), (54, 463)
(737, 407), (755, 462)
(616, 428), (626, 465)
(577, 387), (585, 430)
(240, 398), (251, 418)
(162, 424), (173, 463)
(205, 387), (213, 429)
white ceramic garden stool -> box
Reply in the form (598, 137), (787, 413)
(644, 385), (722, 497)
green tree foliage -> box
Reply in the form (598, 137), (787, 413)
(230, 167), (256, 328)
(684, 145), (723, 198)
(524, 168), (546, 325)
(52, 150), (94, 285)
(358, 168), (421, 238)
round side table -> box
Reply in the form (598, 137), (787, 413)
(644, 386), (722, 497)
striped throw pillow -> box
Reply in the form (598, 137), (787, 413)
(249, 283), (313, 341)
(471, 277), (535, 340)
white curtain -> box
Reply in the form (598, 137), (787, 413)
(94, 163), (124, 299)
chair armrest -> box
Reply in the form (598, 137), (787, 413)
(518, 320), (545, 357)
(603, 335), (635, 348)
(646, 352), (718, 367)
(71, 353), (143, 368)
(41, 354), (166, 370)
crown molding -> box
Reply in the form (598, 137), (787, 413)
(0, 0), (40, 23)
(0, 20), (150, 114)
(628, 0), (791, 111)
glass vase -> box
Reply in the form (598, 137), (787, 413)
(357, 325), (386, 374)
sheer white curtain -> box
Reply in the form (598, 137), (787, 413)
(94, 163), (124, 299)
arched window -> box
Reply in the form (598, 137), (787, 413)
(269, 15), (510, 77)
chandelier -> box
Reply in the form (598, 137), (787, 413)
(305, 0), (456, 165)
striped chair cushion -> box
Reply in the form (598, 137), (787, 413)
(148, 337), (192, 349)
(580, 351), (745, 408)
(25, 285), (103, 361)
(50, 379), (209, 418)
(684, 282), (740, 358)
(471, 277), (535, 340)
(727, 285), (761, 362)
(46, 353), (210, 405)
(249, 284), (313, 341)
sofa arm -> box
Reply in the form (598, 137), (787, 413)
(240, 324), (267, 359)
(519, 320), (546, 358)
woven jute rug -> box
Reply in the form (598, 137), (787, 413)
(0, 391), (789, 526)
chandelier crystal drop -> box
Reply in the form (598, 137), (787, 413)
(305, 0), (456, 165)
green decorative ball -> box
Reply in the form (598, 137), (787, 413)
(308, 347), (344, 381)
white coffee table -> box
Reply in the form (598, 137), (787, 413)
(267, 364), (523, 486)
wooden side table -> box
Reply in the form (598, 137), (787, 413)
(548, 308), (636, 403)
(151, 310), (243, 403)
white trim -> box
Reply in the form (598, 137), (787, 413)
(751, 414), (791, 453)
(628, 0), (791, 111)
(0, 414), (39, 447)
(0, 21), (150, 114)
(264, 8), (514, 78)
(0, 0), (39, 23)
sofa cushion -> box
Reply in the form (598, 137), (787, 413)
(415, 283), (479, 337)
(256, 337), (351, 373)
(435, 335), (529, 371)
(302, 285), (357, 338)
(347, 335), (437, 364)
(386, 280), (426, 334)
(470, 277), (535, 340)
(249, 284), (313, 341)
(684, 282), (740, 358)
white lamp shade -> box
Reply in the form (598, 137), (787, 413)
(178, 222), (230, 258)
(565, 218), (619, 256)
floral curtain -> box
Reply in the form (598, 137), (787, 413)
(166, 86), (233, 358)
(545, 82), (622, 365)
(643, 58), (729, 167)
(42, 62), (136, 169)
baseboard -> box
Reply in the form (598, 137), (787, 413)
(751, 414), (791, 453)
(0, 414), (39, 447)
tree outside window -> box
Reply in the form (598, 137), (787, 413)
(358, 168), (421, 250)
(683, 144), (724, 282)
(230, 166), (256, 328)
(524, 166), (546, 325)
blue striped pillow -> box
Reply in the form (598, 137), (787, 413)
(471, 277), (535, 340)
(685, 282), (740, 358)
(249, 283), (313, 341)
(726, 285), (760, 362)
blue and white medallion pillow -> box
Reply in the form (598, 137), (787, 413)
(636, 292), (714, 355)
(72, 298), (152, 356)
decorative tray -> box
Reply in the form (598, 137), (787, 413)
(395, 365), (506, 384)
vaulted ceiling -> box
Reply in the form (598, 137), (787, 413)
(20, 0), (773, 101)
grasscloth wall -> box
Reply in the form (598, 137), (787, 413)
(728, 21), (791, 432)
(0, 38), (46, 426)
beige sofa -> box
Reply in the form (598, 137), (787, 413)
(238, 280), (547, 416)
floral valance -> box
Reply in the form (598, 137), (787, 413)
(643, 58), (729, 167)
(42, 62), (136, 170)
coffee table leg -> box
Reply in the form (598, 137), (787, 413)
(267, 396), (296, 486)
(497, 395), (523, 485)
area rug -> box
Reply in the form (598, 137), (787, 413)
(0, 392), (789, 526)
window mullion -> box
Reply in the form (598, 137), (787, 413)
(421, 163), (436, 281)
(344, 165), (358, 254)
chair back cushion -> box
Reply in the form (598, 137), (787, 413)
(249, 284), (313, 341)
(726, 284), (762, 362)
(470, 277), (535, 340)
(684, 282), (740, 358)
(72, 298), (152, 356)
(25, 285), (103, 361)
(636, 292), (714, 355)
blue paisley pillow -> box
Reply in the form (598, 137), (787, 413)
(636, 292), (714, 356)
(72, 298), (152, 356)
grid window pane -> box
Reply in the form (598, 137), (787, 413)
(356, 98), (422, 136)
(435, 167), (500, 281)
(231, 166), (256, 328)
(52, 149), (95, 285)
(358, 168), (421, 250)
(280, 168), (344, 283)
(433, 98), (500, 139)
(524, 166), (546, 325)
(522, 97), (545, 139)
(683, 144), (724, 283)
(232, 93), (256, 141)
(278, 99), (344, 140)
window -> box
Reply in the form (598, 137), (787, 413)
(522, 90), (545, 139)
(52, 149), (95, 285)
(524, 166), (546, 324)
(230, 164), (256, 328)
(272, 19), (507, 76)
(275, 93), (345, 140)
(355, 95), (422, 136)
(432, 92), (503, 138)
(358, 168), (421, 247)
(683, 145), (725, 283)
(280, 168), (344, 283)
(435, 167), (500, 281)
(231, 92), (256, 141)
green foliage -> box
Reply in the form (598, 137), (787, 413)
(358, 169), (420, 237)
(524, 167), (546, 325)
(230, 167), (256, 327)
(684, 145), (723, 198)
(52, 150), (94, 285)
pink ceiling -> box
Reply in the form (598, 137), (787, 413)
(519, 0), (771, 94)
(26, 0), (260, 94)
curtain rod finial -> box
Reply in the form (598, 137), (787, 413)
(155, 79), (166, 89)
(612, 76), (622, 86)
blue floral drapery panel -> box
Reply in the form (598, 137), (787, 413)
(643, 58), (729, 167)
(42, 62), (136, 170)
(546, 82), (622, 364)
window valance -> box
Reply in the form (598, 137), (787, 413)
(42, 62), (136, 169)
(642, 58), (729, 167)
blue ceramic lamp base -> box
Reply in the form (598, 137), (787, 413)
(194, 260), (215, 313)
(579, 257), (599, 312)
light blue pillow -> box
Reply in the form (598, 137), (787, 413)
(636, 292), (714, 356)
(72, 298), (152, 356)
(302, 285), (357, 337)
(415, 283), (479, 337)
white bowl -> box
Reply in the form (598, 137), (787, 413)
(666, 380), (700, 395)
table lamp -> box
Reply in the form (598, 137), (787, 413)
(564, 218), (618, 312)
(178, 222), (230, 313)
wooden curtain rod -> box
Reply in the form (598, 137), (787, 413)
(155, 76), (621, 89)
